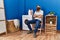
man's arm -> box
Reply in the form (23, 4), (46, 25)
(33, 14), (43, 18)
(33, 14), (37, 18)
(38, 14), (43, 18)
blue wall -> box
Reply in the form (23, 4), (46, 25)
(4, 0), (19, 20)
(4, 0), (60, 30)
(4, 0), (24, 29)
(19, 0), (25, 29)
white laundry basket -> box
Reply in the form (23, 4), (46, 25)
(7, 19), (20, 33)
(7, 20), (17, 32)
(14, 19), (20, 30)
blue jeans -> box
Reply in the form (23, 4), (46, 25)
(25, 19), (41, 34)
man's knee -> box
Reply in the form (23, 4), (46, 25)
(24, 19), (29, 24)
(36, 20), (40, 24)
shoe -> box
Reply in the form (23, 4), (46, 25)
(27, 30), (33, 34)
(33, 33), (36, 38)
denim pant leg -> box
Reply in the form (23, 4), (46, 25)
(34, 20), (41, 34)
(25, 20), (36, 31)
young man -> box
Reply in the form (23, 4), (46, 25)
(25, 5), (43, 38)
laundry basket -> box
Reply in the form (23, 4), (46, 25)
(7, 20), (17, 33)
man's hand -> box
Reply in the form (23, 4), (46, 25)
(33, 14), (43, 18)
(38, 15), (43, 18)
(33, 14), (38, 18)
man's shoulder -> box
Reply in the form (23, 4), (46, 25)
(34, 10), (44, 14)
(40, 10), (43, 12)
(35, 10), (43, 12)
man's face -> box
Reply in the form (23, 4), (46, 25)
(36, 7), (40, 11)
